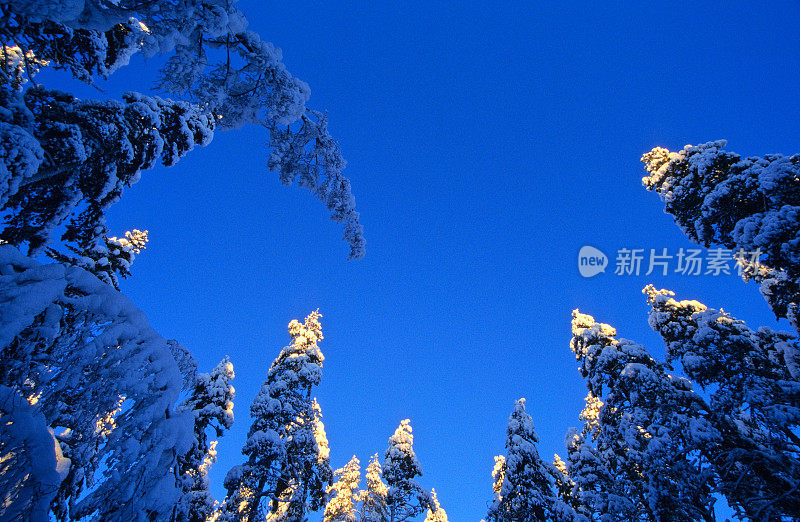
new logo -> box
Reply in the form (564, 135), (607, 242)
(578, 246), (607, 278)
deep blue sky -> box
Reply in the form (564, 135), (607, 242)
(51, 1), (800, 519)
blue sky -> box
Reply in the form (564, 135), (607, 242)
(51, 1), (800, 519)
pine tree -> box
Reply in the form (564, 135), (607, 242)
(175, 357), (236, 522)
(645, 285), (800, 519)
(424, 489), (448, 522)
(486, 399), (574, 522)
(359, 453), (389, 522)
(570, 310), (719, 521)
(641, 140), (800, 332)
(324, 456), (361, 522)
(221, 311), (333, 521)
(383, 419), (432, 522)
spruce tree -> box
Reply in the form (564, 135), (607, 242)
(383, 419), (431, 522)
(359, 453), (389, 522)
(486, 399), (573, 522)
(221, 311), (332, 521)
(175, 357), (236, 522)
(424, 489), (448, 522)
(46, 229), (149, 290)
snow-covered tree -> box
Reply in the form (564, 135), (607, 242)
(486, 399), (574, 522)
(1, 0), (364, 264)
(551, 454), (570, 499)
(175, 357), (236, 522)
(0, 86), (215, 258)
(645, 285), (800, 519)
(221, 311), (333, 521)
(1, 2), (365, 520)
(552, 449), (588, 521)
(570, 310), (719, 522)
(46, 228), (149, 290)
(424, 489), (448, 522)
(490, 455), (506, 504)
(324, 456), (361, 522)
(557, 394), (618, 521)
(0, 385), (70, 522)
(383, 419), (432, 522)
(562, 428), (612, 522)
(359, 453), (390, 522)
(642, 140), (799, 332)
(0, 244), (195, 520)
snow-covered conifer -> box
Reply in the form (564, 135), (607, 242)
(360, 453), (389, 522)
(47, 229), (149, 289)
(0, 385), (70, 522)
(563, 428), (615, 521)
(0, 87), (214, 256)
(169, 339), (200, 390)
(558, 394), (619, 520)
(0, 0), (365, 259)
(324, 456), (361, 522)
(0, 245), (194, 521)
(570, 310), (719, 521)
(221, 311), (332, 521)
(486, 399), (574, 522)
(551, 454), (583, 520)
(490, 455), (505, 501)
(642, 141), (800, 332)
(1, 1), (366, 519)
(383, 419), (432, 522)
(175, 357), (236, 522)
(645, 286), (800, 519)
(424, 489), (448, 522)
